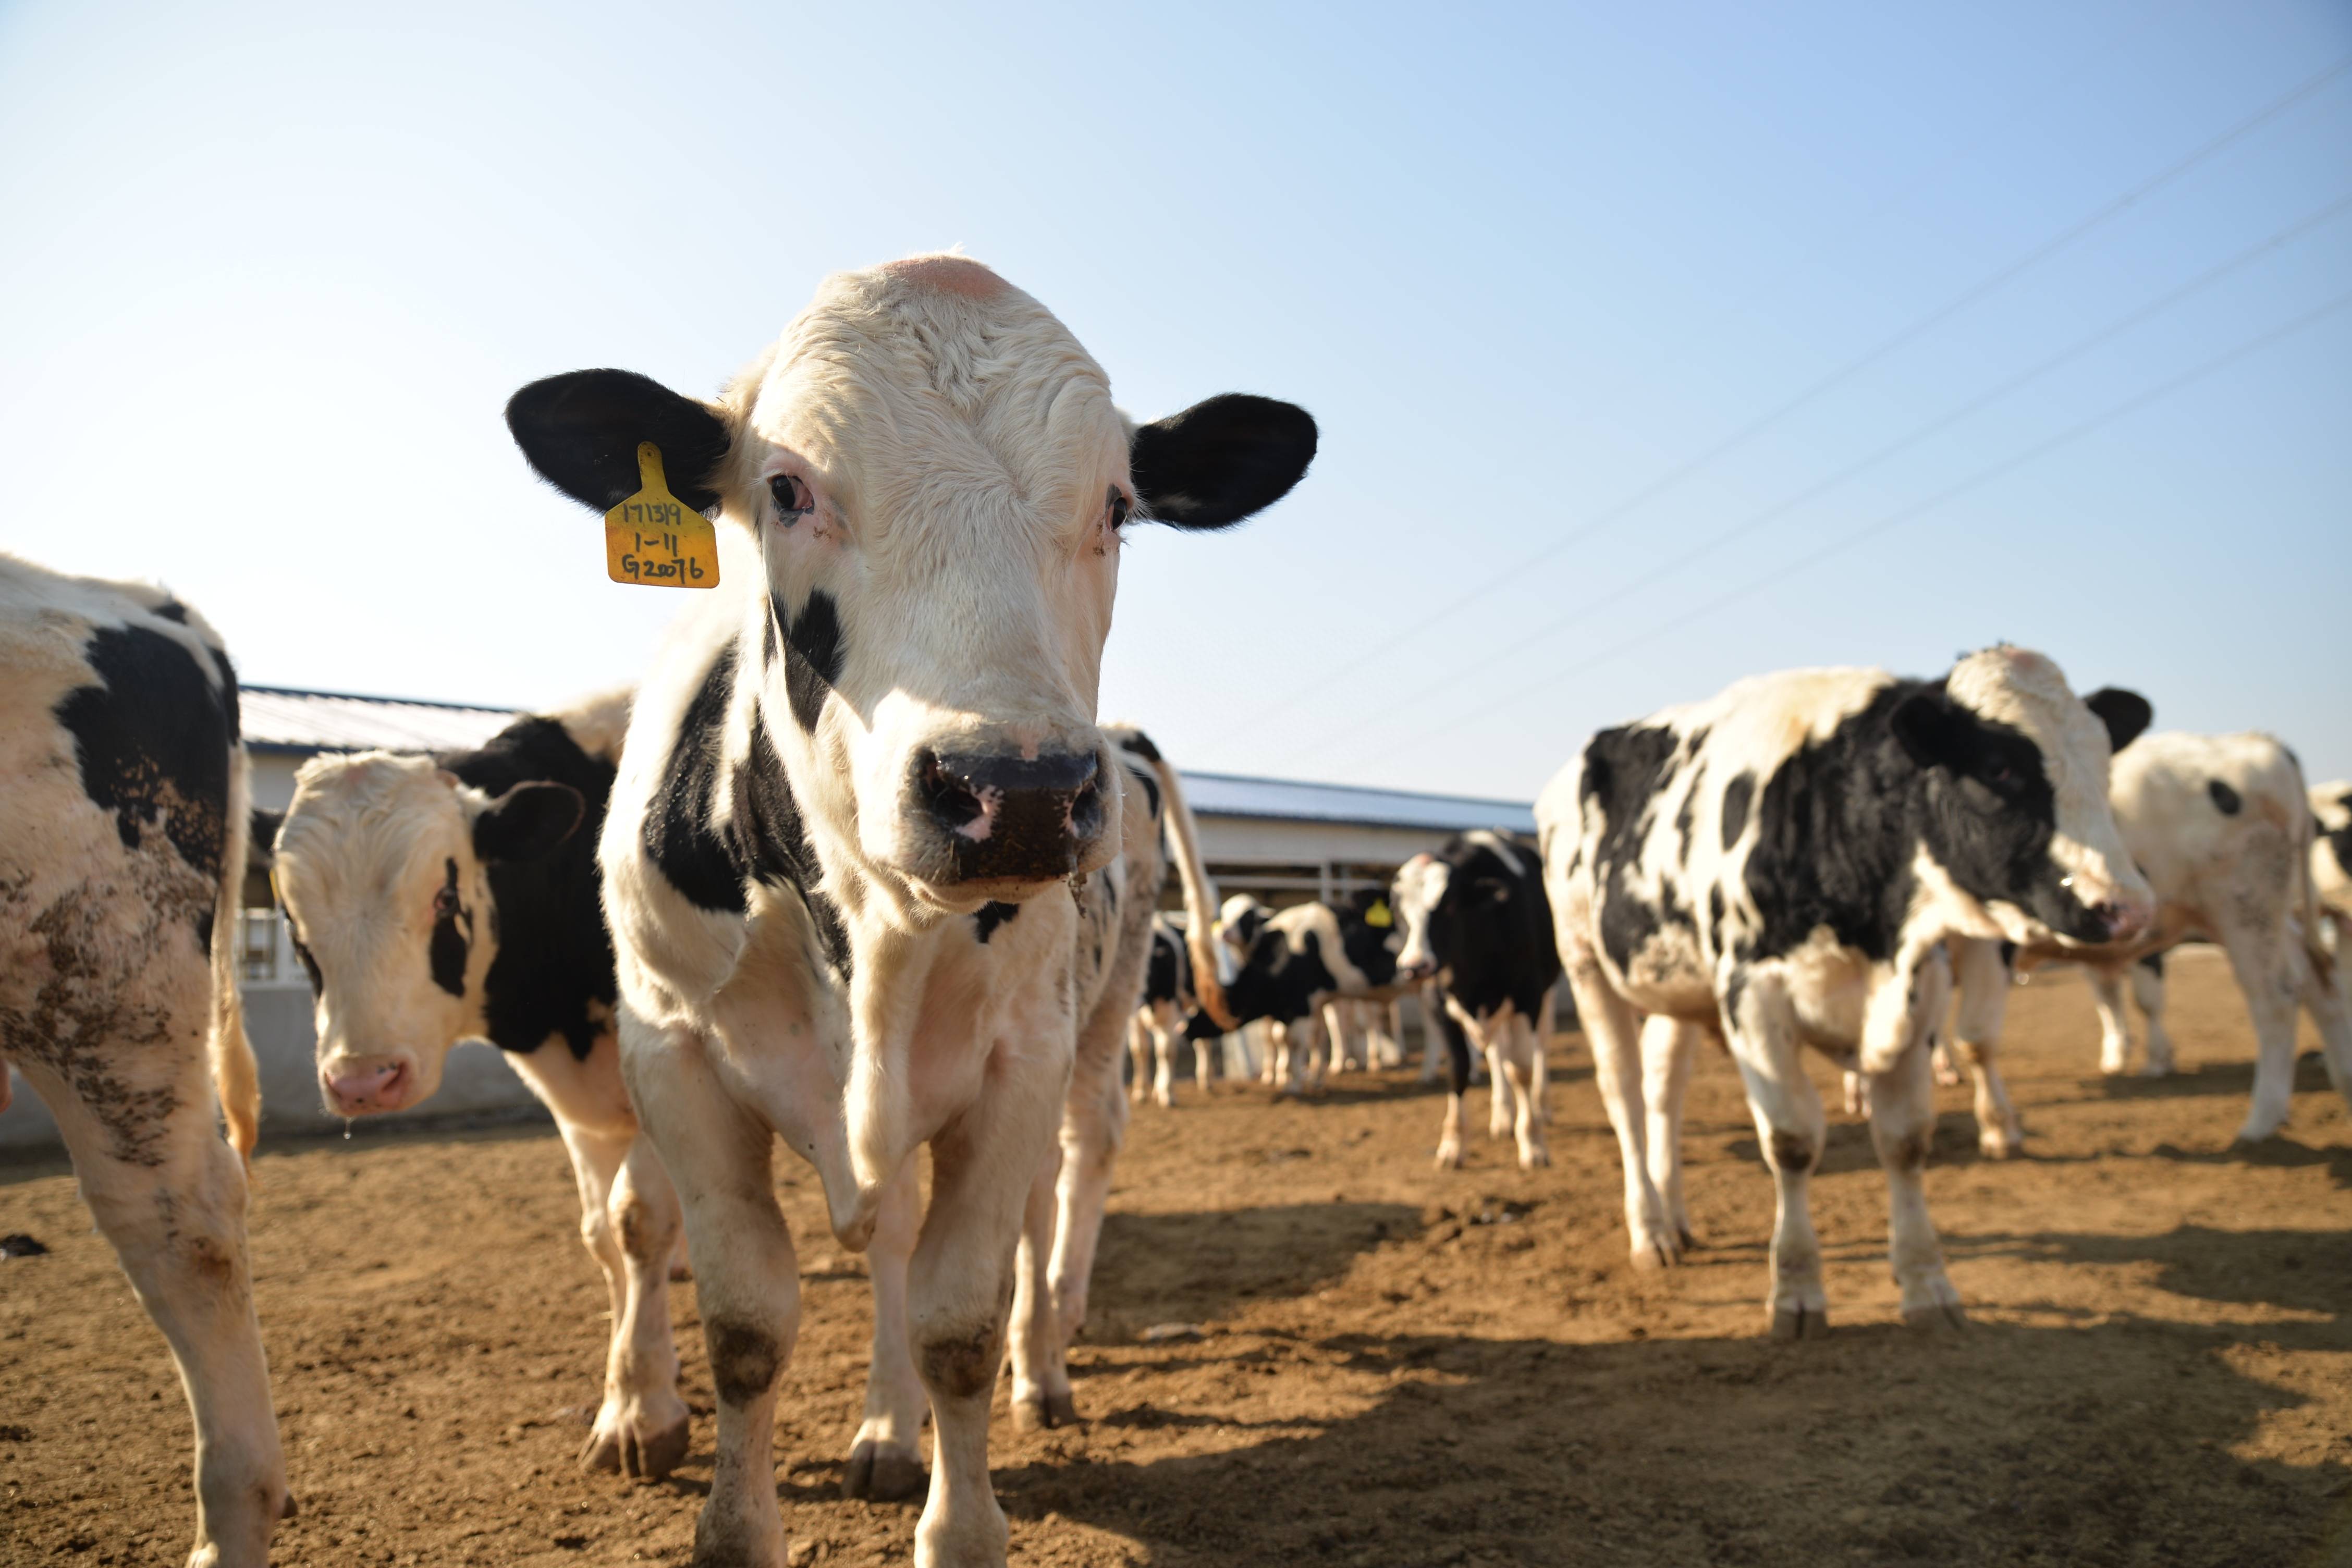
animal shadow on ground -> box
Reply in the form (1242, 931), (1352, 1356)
(1957, 1223), (2352, 1321)
(1079, 1203), (1423, 1342)
(993, 1314), (2352, 1568)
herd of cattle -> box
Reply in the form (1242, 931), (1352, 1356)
(4, 255), (2348, 1568)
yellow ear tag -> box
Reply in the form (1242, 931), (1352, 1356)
(604, 443), (719, 589)
(1364, 899), (1392, 928)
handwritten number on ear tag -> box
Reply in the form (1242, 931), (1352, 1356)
(604, 443), (720, 589)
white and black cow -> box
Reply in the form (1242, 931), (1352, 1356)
(1391, 830), (1561, 1170)
(2312, 780), (2352, 949)
(505, 254), (1311, 1568)
(1936, 732), (2352, 1152)
(0, 557), (291, 1564)
(1190, 890), (1405, 1094)
(1131, 913), (1208, 1107)
(1537, 647), (2154, 1337)
(262, 691), (707, 1480)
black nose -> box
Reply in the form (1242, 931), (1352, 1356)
(915, 748), (1105, 884)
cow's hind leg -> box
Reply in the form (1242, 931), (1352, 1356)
(1044, 1009), (1133, 1419)
(27, 1052), (290, 1567)
(849, 1165), (929, 1500)
(2132, 951), (2177, 1076)
(1431, 1002), (1473, 1169)
(1639, 1014), (1699, 1251)
(621, 1018), (798, 1568)
(2223, 920), (2306, 1142)
(1501, 1007), (1550, 1168)
(1720, 967), (1829, 1337)
(2088, 963), (2135, 1075)
(568, 1123), (691, 1479)
(911, 1044), (1065, 1568)
(1008, 1145), (1069, 1431)
(1561, 960), (1677, 1267)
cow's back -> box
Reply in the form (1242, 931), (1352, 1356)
(2113, 732), (2308, 926)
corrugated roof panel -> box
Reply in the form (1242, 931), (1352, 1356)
(1182, 771), (1535, 834)
(237, 687), (1536, 830)
(243, 688), (519, 755)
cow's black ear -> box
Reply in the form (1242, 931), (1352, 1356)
(247, 808), (283, 872)
(2082, 687), (2153, 754)
(506, 370), (735, 514)
(1891, 692), (1965, 771)
(1130, 394), (1317, 530)
(473, 782), (585, 864)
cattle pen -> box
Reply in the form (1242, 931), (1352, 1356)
(5, 946), (2347, 1567)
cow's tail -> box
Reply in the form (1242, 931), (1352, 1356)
(2286, 761), (2337, 993)
(1132, 738), (1236, 1031)
(211, 743), (263, 1166)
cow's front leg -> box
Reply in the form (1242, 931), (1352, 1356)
(566, 1124), (691, 1479)
(1125, 1012), (1153, 1105)
(1721, 967), (1828, 1336)
(1149, 1017), (1181, 1108)
(2222, 921), (2303, 1141)
(1950, 935), (2023, 1158)
(911, 1045), (1066, 1568)
(1007, 1143), (1071, 1430)
(1864, 1028), (1964, 1331)
(1430, 1002), (1473, 1168)
(2131, 952), (2178, 1076)
(2087, 964), (2136, 1075)
(848, 1165), (929, 1500)
(622, 1018), (799, 1568)
(1484, 1035), (1515, 1138)
(28, 1054), (291, 1568)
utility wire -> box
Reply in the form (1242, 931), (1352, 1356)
(1220, 51), (2352, 743)
(1363, 287), (2352, 763)
(1287, 189), (2352, 761)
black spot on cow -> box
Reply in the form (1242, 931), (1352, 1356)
(1124, 761), (1160, 820)
(1120, 730), (1163, 764)
(428, 856), (469, 997)
(974, 901), (1019, 944)
(152, 599), (188, 624)
(778, 590), (844, 734)
(55, 624), (235, 944)
(732, 720), (852, 977)
(645, 645), (749, 916)
(2207, 779), (2242, 816)
(705, 1319), (780, 1406)
(1720, 772), (1755, 851)
(1583, 725), (1679, 973)
(2138, 949), (2165, 977)
(1707, 885), (1726, 949)
(438, 713), (620, 1061)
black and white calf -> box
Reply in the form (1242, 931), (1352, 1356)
(0, 558), (290, 1564)
(1939, 732), (2352, 1151)
(1131, 914), (1209, 1107)
(1190, 891), (1404, 1093)
(1391, 831), (1561, 1169)
(2313, 780), (2352, 949)
(1537, 648), (2153, 1337)
(262, 692), (702, 1479)
(507, 254), (1311, 1568)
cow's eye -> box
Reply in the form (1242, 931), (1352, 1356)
(1107, 488), (1130, 529)
(432, 886), (460, 919)
(769, 474), (812, 522)
(1982, 762), (2019, 792)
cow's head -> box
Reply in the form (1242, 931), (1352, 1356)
(1891, 645), (2154, 948)
(270, 753), (584, 1115)
(508, 255), (1315, 910)
(1390, 852), (1460, 984)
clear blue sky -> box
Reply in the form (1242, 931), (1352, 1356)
(4, 1), (2346, 799)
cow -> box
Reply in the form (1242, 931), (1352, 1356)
(1131, 913), (1209, 1107)
(504, 253), (1312, 1567)
(1933, 733), (2352, 1151)
(1189, 891), (1405, 1093)
(259, 691), (710, 1479)
(1536, 647), (2154, 1338)
(2314, 780), (2352, 949)
(1391, 830), (1561, 1169)
(0, 557), (291, 1565)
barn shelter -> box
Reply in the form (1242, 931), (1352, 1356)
(0, 687), (1532, 1154)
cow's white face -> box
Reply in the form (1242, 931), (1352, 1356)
(509, 255), (1317, 912)
(272, 753), (582, 1114)
(1389, 853), (1449, 982)
(1895, 645), (2156, 948)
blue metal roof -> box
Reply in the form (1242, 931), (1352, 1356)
(1182, 770), (1535, 834)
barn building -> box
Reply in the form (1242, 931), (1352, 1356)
(1, 688), (1533, 1151)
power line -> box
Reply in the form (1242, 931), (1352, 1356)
(1285, 189), (2352, 761)
(1220, 51), (2352, 743)
(1363, 286), (2352, 764)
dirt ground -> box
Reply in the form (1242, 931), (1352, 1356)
(5, 950), (2350, 1568)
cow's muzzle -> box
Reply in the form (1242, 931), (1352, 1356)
(914, 746), (1108, 886)
(321, 1059), (414, 1116)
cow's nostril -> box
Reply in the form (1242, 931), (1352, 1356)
(913, 747), (1108, 883)
(1068, 769), (1103, 840)
(917, 750), (988, 832)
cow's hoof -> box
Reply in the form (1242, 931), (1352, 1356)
(1432, 1142), (1463, 1170)
(1902, 1300), (1968, 1333)
(1770, 1303), (1829, 1340)
(1010, 1389), (1080, 1432)
(580, 1400), (690, 1480)
(843, 1438), (926, 1502)
(1676, 1225), (1697, 1254)
(1978, 1129), (2023, 1160)
(1517, 1145), (1551, 1170)
(1631, 1235), (1680, 1270)
(2139, 1061), (2175, 1079)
